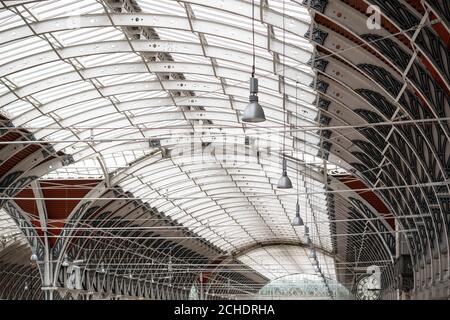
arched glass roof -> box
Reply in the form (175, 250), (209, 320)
(0, 0), (340, 277)
(1, 0), (449, 302)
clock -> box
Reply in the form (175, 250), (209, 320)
(355, 275), (381, 300)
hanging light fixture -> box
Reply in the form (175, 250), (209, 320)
(308, 248), (317, 260)
(278, 156), (293, 189)
(292, 81), (304, 226)
(304, 225), (311, 244)
(242, 0), (265, 123)
(277, 0), (292, 189)
(292, 201), (304, 226)
(30, 253), (38, 263)
(242, 78), (265, 123)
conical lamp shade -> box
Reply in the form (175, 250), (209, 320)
(242, 77), (266, 123)
(278, 171), (293, 189)
(242, 100), (266, 123)
(292, 215), (304, 226)
(278, 172), (292, 189)
(292, 201), (304, 226)
(278, 157), (292, 189)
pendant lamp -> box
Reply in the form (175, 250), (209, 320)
(242, 0), (265, 123)
(278, 156), (293, 189)
(292, 201), (304, 226)
(30, 253), (38, 263)
(242, 77), (265, 122)
(291, 80), (304, 223)
(277, 1), (292, 189)
(304, 225), (311, 245)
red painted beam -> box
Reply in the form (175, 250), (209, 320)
(14, 179), (101, 246)
(338, 175), (395, 228)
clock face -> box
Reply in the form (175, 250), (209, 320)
(355, 275), (381, 300)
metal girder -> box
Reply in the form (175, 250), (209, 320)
(0, 11), (310, 58)
(0, 41), (304, 84)
(2, 0), (448, 299)
(30, 180), (53, 295)
(302, 10), (446, 260)
(105, 146), (331, 253)
(50, 181), (224, 295)
(0, 260), (43, 300)
(0, 151), (67, 205)
(1, 65), (313, 112)
(308, 2), (450, 151)
(305, 0), (450, 292)
(311, 17), (449, 142)
(179, 0), (311, 30)
(313, 72), (446, 286)
(0, 62), (314, 118)
(54, 265), (191, 300)
(423, 0), (450, 31)
(311, 38), (449, 281)
(10, 81), (313, 124)
(364, 0), (450, 88)
(322, 191), (396, 289)
(2, 15), (309, 68)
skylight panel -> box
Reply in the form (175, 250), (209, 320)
(137, 0), (185, 16)
(31, 80), (94, 104)
(96, 72), (156, 86)
(28, 0), (103, 20)
(56, 27), (123, 46)
(0, 9), (23, 32)
(0, 36), (51, 65)
(77, 52), (141, 68)
(153, 27), (201, 43)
